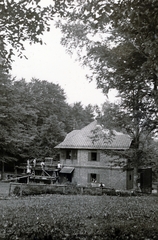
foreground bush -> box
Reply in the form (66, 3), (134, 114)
(11, 183), (141, 197)
(0, 194), (158, 239)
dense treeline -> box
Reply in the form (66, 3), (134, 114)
(55, 0), (158, 179)
(1, 0), (158, 180)
(0, 73), (95, 166)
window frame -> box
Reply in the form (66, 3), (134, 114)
(65, 149), (78, 160)
(88, 173), (100, 183)
(66, 149), (71, 159)
(88, 151), (100, 161)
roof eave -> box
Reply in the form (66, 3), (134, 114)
(55, 145), (130, 150)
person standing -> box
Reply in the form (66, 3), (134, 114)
(26, 160), (31, 174)
(32, 158), (36, 175)
(41, 160), (45, 170)
(33, 158), (36, 168)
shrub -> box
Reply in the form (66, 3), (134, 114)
(12, 186), (21, 196)
(11, 183), (147, 197)
(22, 185), (46, 196)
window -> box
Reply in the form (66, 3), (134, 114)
(66, 150), (71, 159)
(91, 173), (97, 182)
(72, 150), (77, 159)
(88, 151), (100, 161)
(65, 150), (77, 160)
(88, 173), (100, 183)
(91, 152), (97, 161)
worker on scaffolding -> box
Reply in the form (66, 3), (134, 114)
(26, 160), (31, 174)
(40, 160), (45, 176)
(33, 158), (36, 168)
(41, 160), (45, 170)
(32, 158), (37, 175)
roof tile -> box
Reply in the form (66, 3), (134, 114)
(55, 120), (132, 150)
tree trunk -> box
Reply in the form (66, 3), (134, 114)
(1, 161), (4, 180)
(153, 73), (158, 107)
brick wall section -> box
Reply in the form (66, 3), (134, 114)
(72, 167), (126, 190)
(60, 150), (127, 167)
(60, 149), (129, 190)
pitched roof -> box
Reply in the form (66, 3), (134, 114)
(55, 120), (132, 150)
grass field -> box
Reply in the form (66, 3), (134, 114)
(0, 182), (10, 197)
(0, 187), (158, 240)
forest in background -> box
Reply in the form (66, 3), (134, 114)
(0, 70), (96, 168)
(0, 0), (158, 180)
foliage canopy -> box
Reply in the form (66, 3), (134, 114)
(0, 77), (95, 166)
(55, 0), (158, 170)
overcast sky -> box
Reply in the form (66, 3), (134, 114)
(11, 26), (116, 106)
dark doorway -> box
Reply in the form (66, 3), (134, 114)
(138, 167), (152, 193)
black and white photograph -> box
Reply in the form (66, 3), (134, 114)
(0, 0), (158, 239)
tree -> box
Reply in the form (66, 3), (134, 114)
(0, 0), (84, 70)
(0, 70), (21, 178)
(84, 104), (96, 125)
(55, 0), (158, 173)
(12, 78), (39, 159)
(0, 0), (96, 175)
(0, 0), (55, 69)
(57, 0), (158, 107)
(0, 75), (96, 172)
(88, 100), (158, 183)
(69, 102), (95, 130)
(37, 115), (66, 157)
(14, 78), (70, 159)
(0, 76), (72, 175)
